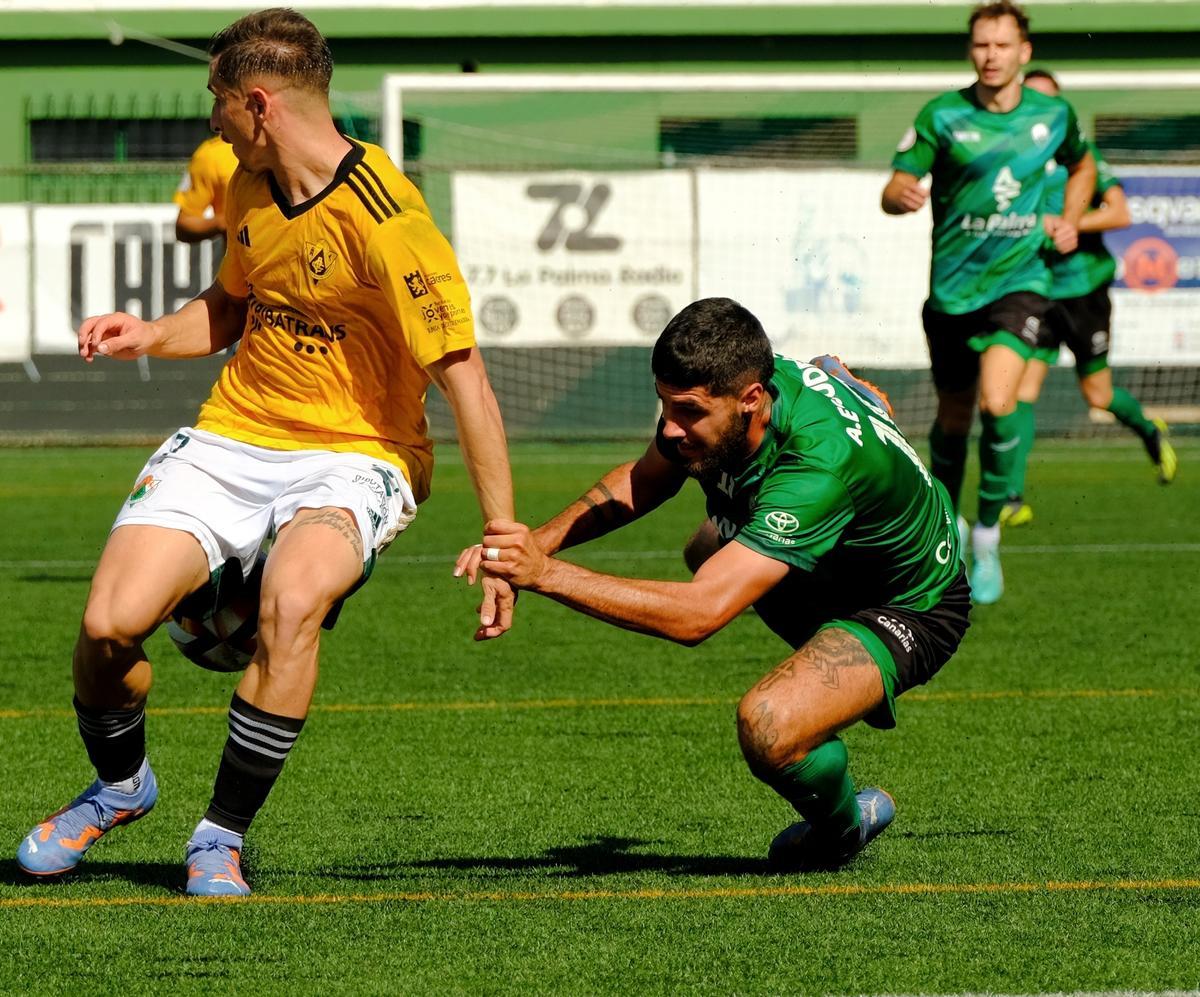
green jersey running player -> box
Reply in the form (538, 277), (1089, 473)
(456, 298), (970, 871)
(881, 1), (1096, 604)
(1001, 68), (1177, 527)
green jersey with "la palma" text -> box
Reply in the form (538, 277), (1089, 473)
(893, 86), (1089, 314)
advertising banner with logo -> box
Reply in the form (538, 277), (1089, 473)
(695, 168), (932, 367)
(1106, 170), (1200, 364)
(0, 207), (31, 363)
(451, 172), (694, 346)
(32, 205), (221, 353)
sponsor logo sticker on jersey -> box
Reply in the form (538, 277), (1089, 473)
(304, 241), (338, 281)
(764, 510), (800, 535)
(895, 127), (917, 153)
(992, 167), (1022, 212)
(952, 130), (981, 143)
(128, 475), (159, 504)
(404, 270), (430, 298)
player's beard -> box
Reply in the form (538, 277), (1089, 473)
(683, 408), (753, 483)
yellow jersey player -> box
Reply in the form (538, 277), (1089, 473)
(16, 8), (515, 898)
(173, 134), (239, 243)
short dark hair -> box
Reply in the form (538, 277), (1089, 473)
(968, 1), (1030, 41)
(1024, 68), (1059, 92)
(651, 298), (775, 397)
(209, 8), (333, 95)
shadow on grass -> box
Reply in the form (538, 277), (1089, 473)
(314, 835), (776, 881)
(0, 857), (182, 892)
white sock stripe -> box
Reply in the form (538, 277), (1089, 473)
(226, 728), (292, 761)
(228, 721), (298, 755)
(228, 716), (299, 754)
(228, 708), (301, 741)
(76, 710), (145, 737)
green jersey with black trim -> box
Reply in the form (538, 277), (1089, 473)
(1045, 140), (1120, 299)
(659, 357), (960, 614)
(892, 86), (1089, 314)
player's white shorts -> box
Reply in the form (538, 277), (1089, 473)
(113, 427), (417, 581)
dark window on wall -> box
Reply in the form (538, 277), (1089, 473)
(659, 117), (858, 164)
(30, 118), (213, 161)
(1094, 115), (1200, 164)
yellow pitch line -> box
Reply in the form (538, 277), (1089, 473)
(4, 878), (1200, 910)
(0, 688), (1194, 721)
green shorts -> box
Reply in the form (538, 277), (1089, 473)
(754, 569), (971, 730)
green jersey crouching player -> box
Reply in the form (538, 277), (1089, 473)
(1002, 68), (1178, 526)
(458, 298), (970, 870)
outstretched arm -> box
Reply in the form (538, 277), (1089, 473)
(77, 280), (246, 362)
(426, 345), (516, 639)
(480, 527), (789, 646)
(535, 439), (687, 555)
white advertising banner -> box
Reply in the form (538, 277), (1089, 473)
(0, 207), (31, 363)
(452, 171), (694, 346)
(696, 168), (932, 367)
(33, 205), (221, 353)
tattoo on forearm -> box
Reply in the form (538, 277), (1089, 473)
(299, 510), (364, 560)
(578, 481), (621, 527)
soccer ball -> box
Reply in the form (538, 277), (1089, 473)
(167, 553), (265, 673)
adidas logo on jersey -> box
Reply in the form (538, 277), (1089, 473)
(237, 225), (251, 247)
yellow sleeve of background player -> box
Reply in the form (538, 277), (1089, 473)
(216, 171), (248, 298)
(173, 143), (219, 217)
(366, 210), (476, 368)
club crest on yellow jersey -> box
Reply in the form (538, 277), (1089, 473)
(304, 240), (339, 282)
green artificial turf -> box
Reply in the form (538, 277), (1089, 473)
(1, 440), (1197, 995)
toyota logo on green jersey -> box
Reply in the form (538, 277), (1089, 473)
(765, 511), (800, 534)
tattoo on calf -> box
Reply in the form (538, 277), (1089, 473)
(299, 510), (364, 560)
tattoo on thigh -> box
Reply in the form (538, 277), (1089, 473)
(755, 658), (797, 694)
(802, 628), (875, 690)
(299, 510), (364, 560)
(739, 700), (778, 756)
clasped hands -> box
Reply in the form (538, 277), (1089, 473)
(453, 520), (550, 641)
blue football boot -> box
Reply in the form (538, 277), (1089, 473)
(185, 824), (251, 897)
(768, 787), (896, 871)
(969, 530), (1004, 605)
(17, 761), (157, 876)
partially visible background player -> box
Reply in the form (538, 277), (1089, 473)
(1001, 68), (1177, 526)
(16, 8), (515, 898)
(173, 133), (239, 243)
(881, 1), (1096, 605)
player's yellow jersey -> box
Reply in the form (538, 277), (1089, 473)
(196, 140), (475, 503)
(173, 136), (239, 222)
